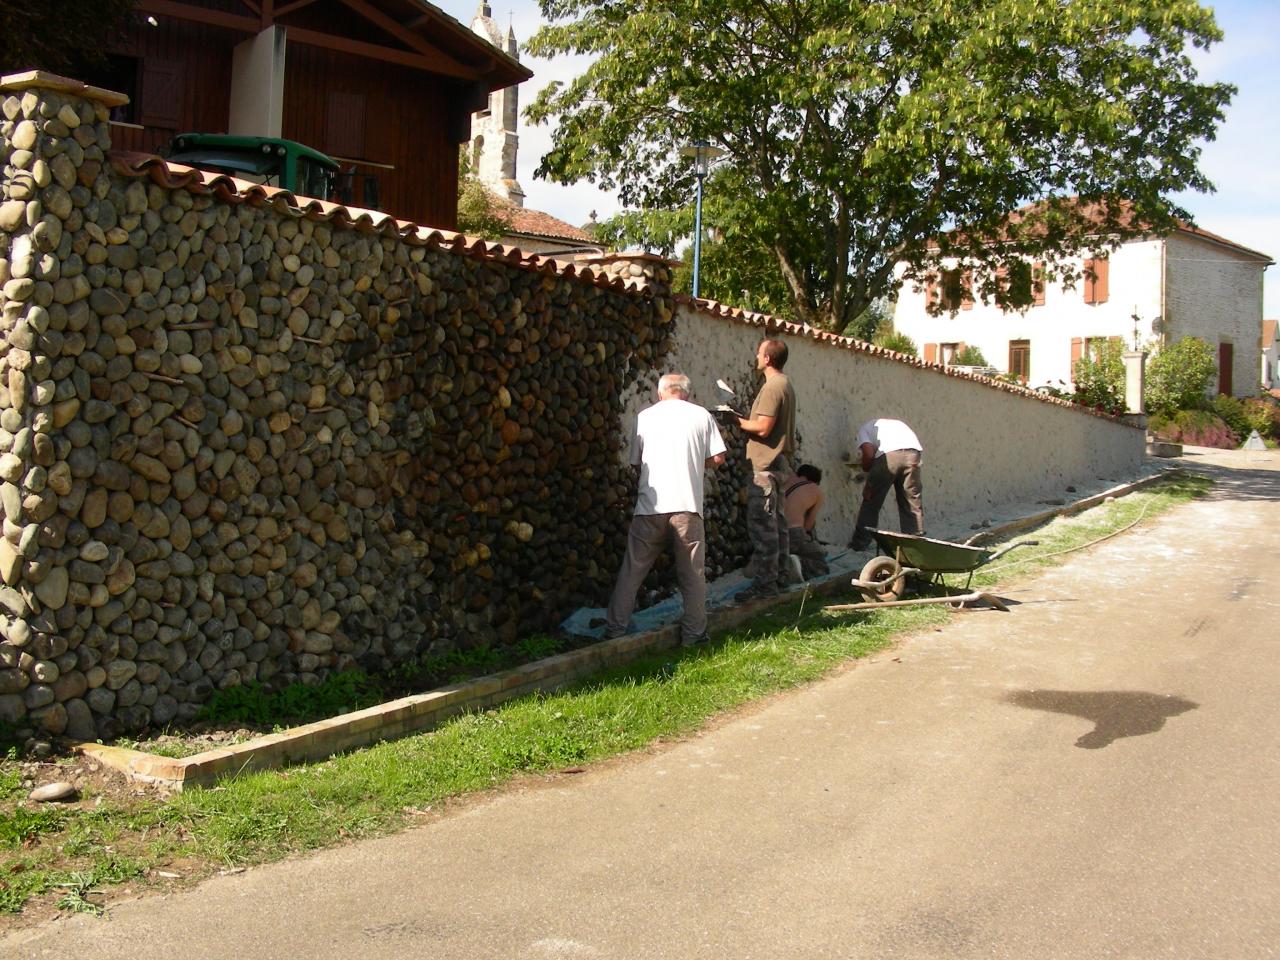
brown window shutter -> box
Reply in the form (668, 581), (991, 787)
(138, 59), (184, 130)
(925, 277), (938, 311)
(1083, 259), (1096, 304)
(924, 343), (939, 364)
(1218, 342), (1233, 395)
(1070, 337), (1083, 379)
(960, 271), (974, 310)
(1095, 257), (1109, 303)
(1033, 262), (1046, 306)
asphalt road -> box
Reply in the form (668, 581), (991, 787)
(7, 449), (1279, 959)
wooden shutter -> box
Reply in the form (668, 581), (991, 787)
(1032, 262), (1046, 306)
(960, 271), (974, 310)
(1070, 337), (1083, 381)
(137, 59), (184, 130)
(1218, 342), (1234, 396)
(925, 277), (938, 311)
(1083, 258), (1110, 304)
(924, 343), (939, 364)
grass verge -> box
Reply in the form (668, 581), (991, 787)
(0, 474), (1210, 921)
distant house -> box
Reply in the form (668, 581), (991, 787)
(486, 192), (604, 257)
(1263, 320), (1279, 392)
(892, 201), (1273, 399)
(82, 0), (530, 228)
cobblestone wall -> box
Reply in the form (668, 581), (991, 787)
(0, 73), (679, 739)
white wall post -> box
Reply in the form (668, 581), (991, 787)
(1123, 349), (1147, 415)
(229, 26), (287, 138)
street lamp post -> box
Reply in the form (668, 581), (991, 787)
(678, 140), (724, 299)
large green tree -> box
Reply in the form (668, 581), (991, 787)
(527, 0), (1233, 330)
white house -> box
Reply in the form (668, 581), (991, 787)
(1261, 320), (1279, 392)
(892, 208), (1273, 398)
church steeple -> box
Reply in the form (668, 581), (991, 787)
(468, 2), (524, 206)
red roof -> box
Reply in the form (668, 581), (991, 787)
(489, 192), (594, 244)
(932, 197), (1273, 264)
(1263, 319), (1278, 349)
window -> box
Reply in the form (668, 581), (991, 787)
(1031, 261), (1046, 306)
(925, 268), (972, 312)
(1071, 336), (1121, 384)
(997, 261), (1042, 310)
(1008, 340), (1030, 382)
(1083, 257), (1110, 304)
(940, 342), (964, 365)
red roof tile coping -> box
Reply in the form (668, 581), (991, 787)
(107, 151), (657, 298)
(677, 294), (1142, 427)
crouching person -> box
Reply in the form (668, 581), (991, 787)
(784, 464), (829, 579)
(606, 374), (727, 647)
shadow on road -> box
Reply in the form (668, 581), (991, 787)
(1003, 689), (1198, 749)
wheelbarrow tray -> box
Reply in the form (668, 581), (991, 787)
(868, 529), (994, 574)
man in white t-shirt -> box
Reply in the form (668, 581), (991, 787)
(605, 373), (727, 646)
(849, 418), (924, 550)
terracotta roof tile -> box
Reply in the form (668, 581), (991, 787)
(1263, 319), (1278, 349)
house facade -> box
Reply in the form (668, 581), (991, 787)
(893, 221), (1272, 398)
(76, 0), (530, 228)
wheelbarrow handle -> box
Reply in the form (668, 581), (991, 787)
(984, 540), (1039, 563)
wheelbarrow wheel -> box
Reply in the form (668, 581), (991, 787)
(858, 556), (905, 602)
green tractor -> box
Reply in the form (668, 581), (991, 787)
(165, 133), (376, 207)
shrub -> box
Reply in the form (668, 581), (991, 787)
(1072, 339), (1125, 414)
(953, 344), (988, 366)
(1209, 393), (1248, 439)
(1151, 409), (1238, 448)
(1242, 397), (1280, 441)
(873, 329), (918, 356)
(1146, 337), (1216, 417)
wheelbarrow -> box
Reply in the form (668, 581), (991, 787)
(824, 529), (1038, 612)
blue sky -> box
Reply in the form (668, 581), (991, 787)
(437, 0), (1279, 316)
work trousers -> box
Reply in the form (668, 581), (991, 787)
(787, 526), (829, 579)
(747, 464), (791, 588)
(606, 512), (707, 642)
(853, 449), (924, 545)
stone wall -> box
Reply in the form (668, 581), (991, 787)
(0, 73), (679, 739)
(0, 72), (1146, 741)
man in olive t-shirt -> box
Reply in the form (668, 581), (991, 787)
(735, 338), (797, 600)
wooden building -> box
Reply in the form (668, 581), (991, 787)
(86, 0), (530, 228)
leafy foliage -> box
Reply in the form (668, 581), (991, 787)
(1146, 336), (1217, 417)
(527, 0), (1232, 329)
(872, 328), (918, 357)
(456, 149), (513, 241)
(0, 0), (136, 74)
(1073, 339), (1125, 413)
(954, 345), (989, 366)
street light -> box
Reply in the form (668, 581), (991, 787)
(678, 140), (724, 299)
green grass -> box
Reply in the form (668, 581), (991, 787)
(0, 474), (1210, 918)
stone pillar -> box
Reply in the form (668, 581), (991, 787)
(1122, 349), (1146, 415)
(0, 72), (123, 740)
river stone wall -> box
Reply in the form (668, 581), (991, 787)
(0, 73), (689, 740)
(0, 72), (1145, 742)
